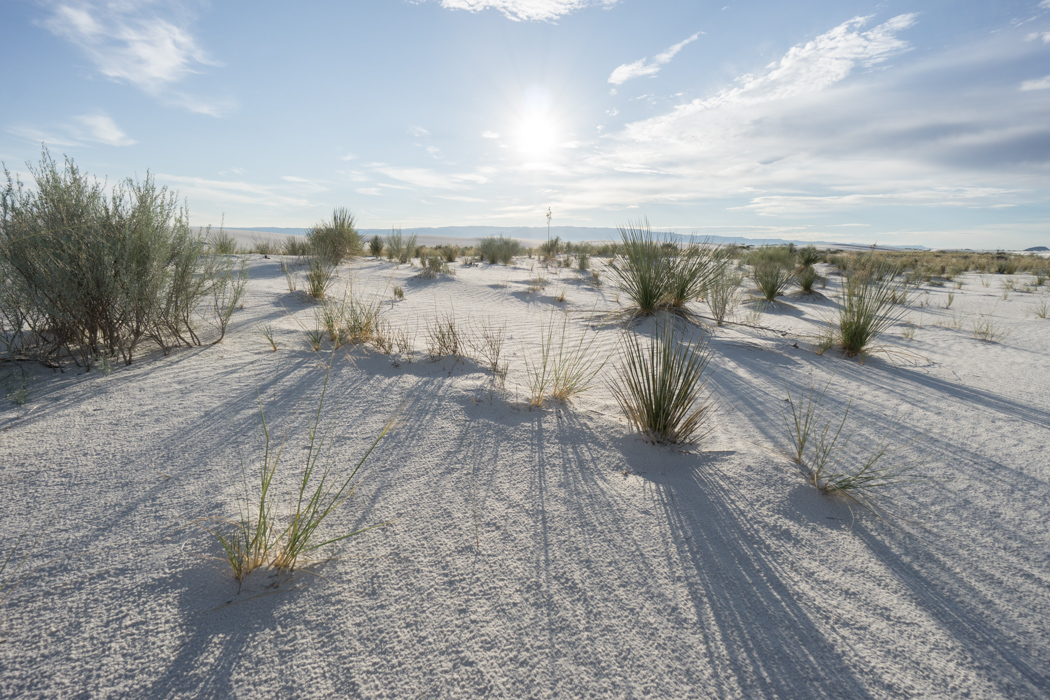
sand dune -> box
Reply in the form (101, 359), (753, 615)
(1, 254), (1048, 697)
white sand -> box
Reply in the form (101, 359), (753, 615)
(1, 255), (1048, 697)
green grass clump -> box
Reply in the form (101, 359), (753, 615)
(610, 320), (714, 444)
(706, 266), (741, 326)
(368, 235), (384, 258)
(784, 382), (916, 515)
(305, 255), (337, 300)
(834, 271), (908, 357)
(608, 221), (723, 319)
(797, 264), (822, 294)
(749, 247), (795, 302)
(386, 228), (416, 264)
(209, 229), (238, 255)
(476, 235), (523, 265)
(283, 235), (311, 257)
(418, 254), (453, 279)
(307, 207), (361, 263)
(214, 362), (391, 587)
(523, 311), (605, 406)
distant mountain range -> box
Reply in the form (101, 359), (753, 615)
(227, 225), (929, 250)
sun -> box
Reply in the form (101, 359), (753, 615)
(516, 114), (559, 159)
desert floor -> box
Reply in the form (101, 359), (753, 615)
(1, 253), (1048, 698)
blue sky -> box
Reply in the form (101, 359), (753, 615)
(2, 0), (1049, 248)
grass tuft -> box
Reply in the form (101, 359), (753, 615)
(523, 311), (605, 406)
(610, 319), (714, 444)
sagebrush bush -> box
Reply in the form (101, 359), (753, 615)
(0, 149), (244, 367)
(308, 208), (361, 263)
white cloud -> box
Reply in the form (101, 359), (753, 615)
(158, 174), (315, 208)
(608, 32), (702, 85)
(373, 165), (490, 189)
(434, 0), (619, 22)
(1021, 75), (1050, 90)
(340, 153), (357, 161)
(8, 113), (135, 147)
(40, 2), (228, 114)
(408, 125), (430, 137)
(481, 130), (500, 139)
(73, 114), (135, 146)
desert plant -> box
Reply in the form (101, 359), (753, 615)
(251, 235), (280, 255)
(305, 254), (337, 300)
(307, 207), (361, 263)
(834, 271), (908, 357)
(610, 320), (714, 444)
(539, 236), (562, 263)
(280, 259), (298, 292)
(523, 311), (605, 406)
(468, 319), (508, 386)
(283, 235), (311, 257)
(211, 260), (249, 342)
(608, 220), (670, 316)
(797, 265), (821, 294)
(418, 254), (453, 279)
(783, 382), (915, 515)
(438, 245), (459, 263)
(750, 251), (794, 302)
(213, 361), (392, 587)
(972, 315), (1008, 342)
(706, 268), (741, 326)
(0, 149), (236, 366)
(259, 323), (278, 351)
(426, 311), (461, 359)
(576, 252), (590, 272)
(1034, 299), (1049, 319)
(209, 229), (238, 255)
(797, 245), (821, 267)
(368, 235), (384, 258)
(665, 242), (723, 313)
(476, 235), (523, 265)
(393, 285), (404, 301)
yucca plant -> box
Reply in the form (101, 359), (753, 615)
(666, 242), (724, 313)
(836, 271), (908, 356)
(610, 319), (714, 444)
(797, 264), (822, 294)
(608, 220), (670, 316)
(209, 229), (238, 255)
(476, 235), (523, 265)
(750, 253), (794, 302)
(368, 235), (384, 258)
(305, 251), (337, 300)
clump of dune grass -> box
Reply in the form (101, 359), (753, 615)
(797, 265), (822, 294)
(368, 235), (384, 258)
(523, 311), (605, 406)
(283, 235), (311, 257)
(831, 271), (909, 357)
(610, 319), (714, 444)
(609, 221), (722, 320)
(608, 221), (669, 316)
(784, 381), (916, 516)
(418, 254), (453, 279)
(476, 235), (523, 265)
(426, 311), (462, 359)
(1034, 299), (1049, 319)
(307, 208), (361, 263)
(280, 259), (298, 292)
(251, 235), (280, 255)
(213, 360), (392, 588)
(796, 245), (821, 267)
(971, 314), (1008, 342)
(539, 236), (562, 263)
(259, 323), (278, 351)
(468, 319), (509, 388)
(385, 228), (417, 265)
(749, 246), (795, 302)
(306, 253), (337, 300)
(438, 245), (459, 263)
(706, 265), (741, 326)
(210, 229), (238, 255)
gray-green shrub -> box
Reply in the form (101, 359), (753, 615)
(308, 207), (361, 263)
(0, 149), (243, 367)
(476, 235), (523, 265)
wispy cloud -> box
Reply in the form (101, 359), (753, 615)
(481, 130), (500, 139)
(159, 174), (316, 208)
(1021, 75), (1050, 90)
(8, 112), (135, 147)
(373, 165), (490, 190)
(40, 2), (230, 115)
(433, 0), (618, 22)
(608, 32), (702, 85)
